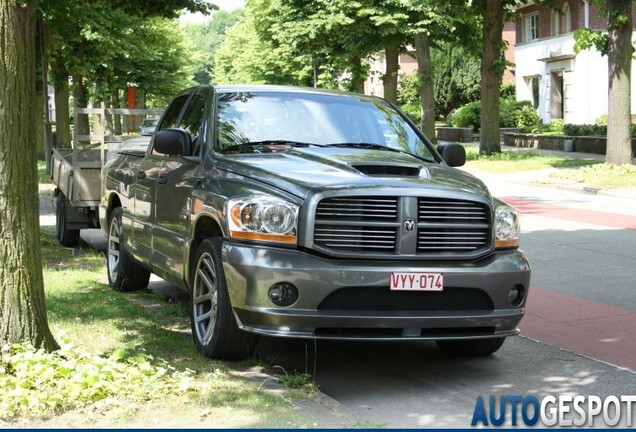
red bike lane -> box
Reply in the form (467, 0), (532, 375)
(501, 197), (636, 372)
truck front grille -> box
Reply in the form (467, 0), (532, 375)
(313, 196), (491, 258)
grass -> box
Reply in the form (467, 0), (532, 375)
(38, 160), (51, 184)
(5, 227), (321, 427)
(540, 163), (636, 189)
(463, 146), (601, 173)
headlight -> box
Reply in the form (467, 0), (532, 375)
(227, 196), (298, 244)
(494, 202), (520, 249)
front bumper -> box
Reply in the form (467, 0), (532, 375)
(222, 241), (531, 340)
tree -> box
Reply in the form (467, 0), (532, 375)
(1, 0), (57, 350)
(478, 0), (505, 154)
(213, 10), (313, 85)
(574, 0), (633, 165)
(181, 9), (244, 85)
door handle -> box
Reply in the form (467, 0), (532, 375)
(137, 170), (146, 180)
(157, 175), (168, 185)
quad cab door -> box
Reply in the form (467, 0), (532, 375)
(131, 93), (190, 267)
(152, 89), (209, 285)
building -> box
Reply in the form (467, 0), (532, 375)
(514, 1), (636, 124)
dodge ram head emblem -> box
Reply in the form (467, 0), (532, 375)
(404, 219), (415, 231)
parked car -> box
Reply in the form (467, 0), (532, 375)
(100, 85), (531, 360)
(140, 117), (159, 136)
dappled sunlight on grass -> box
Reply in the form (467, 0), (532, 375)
(462, 146), (601, 174)
(543, 163), (636, 189)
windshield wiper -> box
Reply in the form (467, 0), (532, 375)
(327, 142), (435, 163)
(222, 140), (325, 153)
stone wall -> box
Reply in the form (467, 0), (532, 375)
(436, 127), (473, 143)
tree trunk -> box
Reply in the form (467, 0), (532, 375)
(606, 0), (633, 165)
(479, 0), (504, 154)
(414, 31), (436, 142)
(0, 0), (57, 351)
(383, 46), (399, 104)
(73, 74), (90, 139)
(348, 57), (366, 94)
(51, 58), (71, 148)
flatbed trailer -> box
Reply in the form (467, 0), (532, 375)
(51, 106), (163, 246)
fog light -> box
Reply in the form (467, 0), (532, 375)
(509, 285), (525, 307)
(268, 282), (299, 307)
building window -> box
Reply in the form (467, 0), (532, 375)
(561, 2), (572, 33)
(552, 10), (561, 35)
(524, 14), (539, 41)
(553, 3), (572, 36)
(525, 76), (540, 109)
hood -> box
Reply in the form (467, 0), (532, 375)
(217, 147), (490, 200)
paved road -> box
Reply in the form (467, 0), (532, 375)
(40, 169), (636, 427)
(254, 173), (636, 427)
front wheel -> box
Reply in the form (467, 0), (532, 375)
(436, 338), (506, 357)
(107, 207), (150, 292)
(190, 238), (259, 360)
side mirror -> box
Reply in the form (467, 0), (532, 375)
(153, 128), (192, 157)
(437, 143), (466, 167)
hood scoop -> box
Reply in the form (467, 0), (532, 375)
(351, 163), (422, 177)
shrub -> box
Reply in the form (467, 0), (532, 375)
(400, 103), (422, 125)
(451, 99), (540, 131)
(450, 100), (481, 131)
(500, 83), (516, 99)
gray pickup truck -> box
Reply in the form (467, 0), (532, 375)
(100, 85), (531, 360)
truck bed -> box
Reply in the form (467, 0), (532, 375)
(51, 148), (106, 207)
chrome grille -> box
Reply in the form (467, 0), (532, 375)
(313, 196), (491, 257)
(314, 226), (397, 252)
(315, 197), (398, 221)
(417, 198), (490, 255)
(418, 199), (488, 223)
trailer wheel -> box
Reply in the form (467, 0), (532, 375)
(55, 191), (80, 247)
(107, 207), (150, 292)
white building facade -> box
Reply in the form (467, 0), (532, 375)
(514, 1), (636, 124)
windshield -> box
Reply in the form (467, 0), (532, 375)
(216, 91), (436, 161)
(143, 119), (159, 127)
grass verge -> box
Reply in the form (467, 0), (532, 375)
(2, 227), (317, 427)
(538, 163), (636, 189)
(463, 146), (601, 173)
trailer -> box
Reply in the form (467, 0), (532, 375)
(51, 106), (163, 246)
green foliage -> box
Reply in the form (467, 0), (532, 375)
(451, 99), (540, 131)
(563, 123), (608, 136)
(397, 73), (421, 124)
(180, 9), (244, 85)
(0, 339), (194, 420)
(279, 372), (313, 389)
(450, 101), (481, 130)
(500, 83), (515, 99)
(213, 10), (312, 85)
(432, 42), (481, 117)
(573, 28), (609, 55)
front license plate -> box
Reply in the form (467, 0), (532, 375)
(390, 272), (444, 291)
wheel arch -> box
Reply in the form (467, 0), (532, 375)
(186, 214), (225, 289)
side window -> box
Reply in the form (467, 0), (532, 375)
(158, 95), (189, 131)
(152, 94), (189, 156)
(178, 94), (206, 146)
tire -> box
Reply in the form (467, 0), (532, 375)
(55, 191), (80, 247)
(190, 238), (259, 360)
(107, 207), (150, 292)
(436, 338), (506, 357)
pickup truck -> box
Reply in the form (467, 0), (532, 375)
(100, 85), (531, 360)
